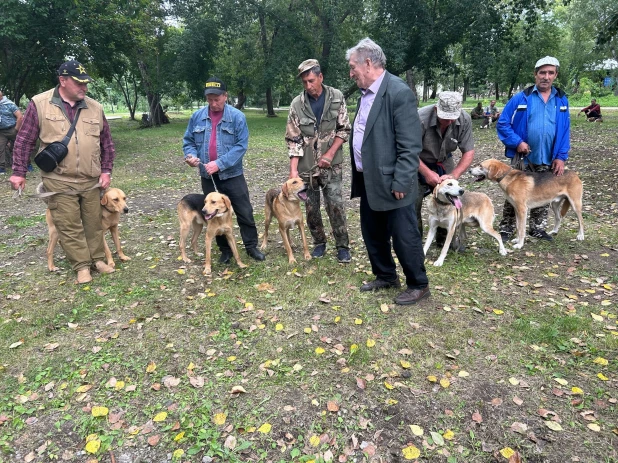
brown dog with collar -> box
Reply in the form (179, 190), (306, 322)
(177, 192), (247, 275)
(260, 177), (311, 264)
(470, 159), (585, 249)
(42, 185), (130, 271)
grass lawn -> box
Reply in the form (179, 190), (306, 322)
(0, 109), (616, 463)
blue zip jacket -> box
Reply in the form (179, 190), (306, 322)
(182, 103), (249, 180)
(496, 85), (570, 163)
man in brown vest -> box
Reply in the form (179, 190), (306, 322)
(10, 60), (117, 283)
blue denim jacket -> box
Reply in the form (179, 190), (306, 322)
(182, 104), (249, 180)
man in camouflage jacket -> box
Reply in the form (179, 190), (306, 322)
(285, 59), (352, 263)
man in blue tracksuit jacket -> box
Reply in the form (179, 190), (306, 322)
(496, 56), (570, 242)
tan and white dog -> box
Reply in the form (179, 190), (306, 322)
(260, 177), (311, 264)
(470, 159), (585, 249)
(423, 179), (506, 266)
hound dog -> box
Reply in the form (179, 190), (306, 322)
(424, 179), (506, 266)
(260, 177), (311, 264)
(177, 192), (246, 275)
(470, 159), (584, 249)
(39, 184), (130, 271)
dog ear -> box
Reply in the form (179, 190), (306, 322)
(100, 193), (108, 205)
(282, 181), (289, 199)
(432, 184), (439, 199)
(223, 194), (232, 211)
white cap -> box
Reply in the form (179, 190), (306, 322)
(535, 56), (560, 70)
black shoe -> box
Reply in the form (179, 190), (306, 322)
(528, 230), (553, 241)
(394, 287), (431, 305)
(219, 250), (232, 264)
(311, 244), (326, 258)
(336, 248), (351, 263)
(360, 278), (401, 292)
(246, 247), (265, 261)
(500, 232), (511, 243)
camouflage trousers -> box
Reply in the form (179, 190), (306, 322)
(499, 161), (550, 235)
(304, 169), (349, 249)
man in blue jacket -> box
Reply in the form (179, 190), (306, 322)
(496, 56), (570, 243)
(183, 77), (265, 263)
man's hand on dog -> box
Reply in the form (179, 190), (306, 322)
(516, 141), (530, 154)
(552, 159), (565, 176)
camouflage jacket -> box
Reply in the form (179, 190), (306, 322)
(285, 85), (351, 180)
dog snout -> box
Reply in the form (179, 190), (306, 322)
(123, 207), (129, 214)
(459, 189), (464, 195)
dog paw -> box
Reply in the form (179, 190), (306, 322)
(577, 234), (585, 241)
(107, 261), (116, 268)
(238, 262), (248, 268)
(499, 249), (508, 256)
(119, 255), (131, 261)
(304, 254), (311, 261)
(512, 243), (524, 249)
(49, 266), (60, 272)
(288, 258), (298, 265)
(182, 257), (192, 263)
(203, 267), (212, 276)
(433, 260), (444, 267)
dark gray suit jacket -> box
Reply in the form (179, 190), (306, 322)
(350, 71), (422, 211)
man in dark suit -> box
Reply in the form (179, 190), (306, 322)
(346, 38), (430, 305)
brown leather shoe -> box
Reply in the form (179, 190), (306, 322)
(360, 278), (401, 292)
(93, 261), (115, 274)
(76, 268), (92, 284)
(394, 287), (430, 305)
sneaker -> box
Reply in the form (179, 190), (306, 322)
(27, 164), (34, 172)
(336, 248), (351, 263)
(219, 250), (232, 264)
(528, 230), (553, 241)
(311, 244), (326, 258)
(0, 168), (6, 174)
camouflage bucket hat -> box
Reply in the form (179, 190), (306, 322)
(436, 91), (462, 120)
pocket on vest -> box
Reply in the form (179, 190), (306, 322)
(82, 118), (101, 136)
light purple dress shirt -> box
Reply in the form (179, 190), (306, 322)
(352, 70), (386, 172)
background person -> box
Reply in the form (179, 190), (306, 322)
(470, 102), (484, 119)
(285, 59), (352, 263)
(496, 56), (570, 243)
(183, 77), (265, 264)
(347, 37), (430, 306)
(416, 92), (475, 248)
(578, 98), (602, 122)
(0, 89), (24, 174)
(9, 60), (116, 283)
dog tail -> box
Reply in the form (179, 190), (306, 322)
(560, 199), (571, 217)
(36, 182), (50, 205)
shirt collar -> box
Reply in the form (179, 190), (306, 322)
(361, 70), (386, 96)
(532, 85), (557, 98)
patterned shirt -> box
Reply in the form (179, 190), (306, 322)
(12, 91), (116, 177)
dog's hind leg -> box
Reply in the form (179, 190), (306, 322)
(179, 218), (193, 263)
(190, 221), (203, 254)
(477, 216), (507, 256)
(569, 193), (585, 241)
(548, 199), (565, 236)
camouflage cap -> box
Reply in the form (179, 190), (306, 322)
(436, 91), (462, 120)
(297, 59), (320, 77)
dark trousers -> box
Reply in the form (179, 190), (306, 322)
(201, 174), (259, 252)
(359, 181), (428, 290)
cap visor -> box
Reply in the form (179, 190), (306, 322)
(71, 75), (93, 83)
(436, 109), (460, 120)
(204, 89), (225, 95)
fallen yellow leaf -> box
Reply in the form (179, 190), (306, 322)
(366, 339), (376, 348)
(593, 357), (608, 366)
(275, 323), (283, 331)
(554, 378), (568, 386)
(91, 406), (109, 417)
(315, 347), (325, 355)
(597, 373), (609, 381)
(174, 432), (185, 441)
(212, 413), (226, 425)
(458, 370), (470, 377)
(309, 435), (320, 447)
(384, 381), (395, 390)
(350, 344), (359, 353)
(257, 423), (271, 434)
(402, 445), (421, 460)
(146, 362), (156, 373)
(440, 378), (450, 388)
(354, 318), (363, 325)
(410, 424), (424, 436)
(571, 387), (584, 395)
(172, 449), (184, 460)
(427, 375), (437, 383)
(443, 429), (454, 440)
(400, 360), (411, 369)
(500, 447), (515, 459)
(153, 412), (167, 422)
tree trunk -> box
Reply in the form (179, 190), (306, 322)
(114, 73), (139, 121)
(422, 76), (429, 102)
(463, 77), (469, 102)
(494, 82), (499, 99)
(405, 70), (418, 98)
(265, 87), (276, 117)
(430, 81), (438, 99)
(235, 90), (246, 110)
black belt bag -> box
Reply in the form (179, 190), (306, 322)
(34, 108), (82, 173)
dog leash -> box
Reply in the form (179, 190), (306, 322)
(299, 163), (332, 192)
(192, 159), (219, 193)
(12, 183), (102, 200)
